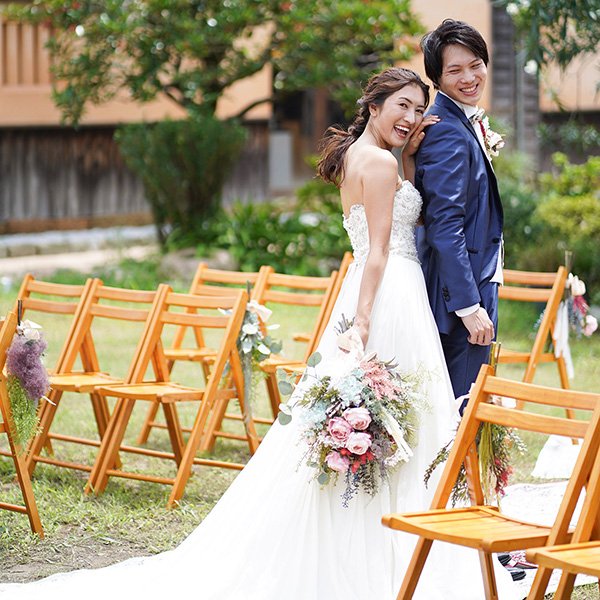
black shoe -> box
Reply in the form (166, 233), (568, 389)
(507, 567), (526, 582)
(497, 553), (511, 566)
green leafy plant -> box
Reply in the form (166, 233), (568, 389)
(116, 117), (247, 244)
(535, 153), (600, 303)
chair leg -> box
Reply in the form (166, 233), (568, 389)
(552, 572), (577, 600)
(526, 566), (555, 600)
(162, 403), (185, 465)
(199, 395), (229, 453)
(167, 400), (214, 509)
(25, 389), (64, 475)
(478, 550), (499, 600)
(137, 402), (160, 445)
(265, 372), (281, 419)
(86, 398), (136, 495)
(557, 356), (571, 391)
(11, 450), (44, 536)
(396, 537), (433, 600)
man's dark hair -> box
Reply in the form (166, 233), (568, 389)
(421, 19), (489, 89)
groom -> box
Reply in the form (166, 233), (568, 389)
(415, 19), (503, 411)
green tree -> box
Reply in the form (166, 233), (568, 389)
(6, 0), (422, 123)
(500, 0), (600, 74)
(5, 0), (422, 244)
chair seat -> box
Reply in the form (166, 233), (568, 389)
(382, 506), (558, 552)
(260, 354), (304, 371)
(50, 372), (123, 393)
(527, 541), (600, 578)
(163, 347), (216, 362)
(95, 382), (238, 404)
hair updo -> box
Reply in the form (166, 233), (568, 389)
(317, 67), (429, 187)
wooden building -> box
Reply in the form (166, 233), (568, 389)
(0, 2), (598, 234)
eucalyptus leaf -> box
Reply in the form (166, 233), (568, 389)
(278, 402), (292, 415)
(278, 380), (294, 395)
(278, 411), (292, 426)
(307, 352), (322, 368)
(317, 472), (330, 485)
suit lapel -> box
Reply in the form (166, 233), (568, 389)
(433, 93), (499, 186)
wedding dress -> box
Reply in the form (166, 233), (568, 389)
(0, 181), (520, 600)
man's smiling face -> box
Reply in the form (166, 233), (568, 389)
(437, 43), (487, 107)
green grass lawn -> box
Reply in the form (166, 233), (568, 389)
(0, 267), (599, 598)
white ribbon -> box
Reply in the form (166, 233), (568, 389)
(247, 299), (272, 323)
(553, 301), (574, 379)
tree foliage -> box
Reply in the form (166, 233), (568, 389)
(499, 0), (600, 73)
(6, 0), (423, 124)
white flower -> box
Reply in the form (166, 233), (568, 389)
(481, 116), (505, 159)
(524, 60), (538, 76)
(242, 323), (259, 336)
(17, 319), (43, 340)
(247, 300), (272, 323)
(506, 3), (519, 15)
(568, 274), (586, 296)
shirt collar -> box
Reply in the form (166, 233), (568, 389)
(438, 91), (479, 120)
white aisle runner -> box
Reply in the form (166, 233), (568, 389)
(500, 480), (595, 598)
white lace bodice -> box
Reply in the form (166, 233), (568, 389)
(342, 180), (422, 267)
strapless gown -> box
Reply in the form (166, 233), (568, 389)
(0, 181), (520, 599)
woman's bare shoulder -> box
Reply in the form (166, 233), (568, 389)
(347, 144), (397, 181)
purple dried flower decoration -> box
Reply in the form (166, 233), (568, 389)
(6, 334), (49, 405)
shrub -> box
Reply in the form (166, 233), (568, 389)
(535, 153), (600, 303)
(116, 116), (247, 245)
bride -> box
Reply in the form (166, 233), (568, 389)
(0, 67), (519, 599)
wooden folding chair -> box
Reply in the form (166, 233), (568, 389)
(0, 275), (95, 460)
(382, 365), (600, 600)
(136, 263), (270, 446)
(0, 312), (44, 536)
(525, 435), (600, 598)
(199, 267), (339, 453)
(85, 288), (257, 508)
(25, 280), (164, 477)
(497, 267), (570, 396)
(292, 252), (353, 347)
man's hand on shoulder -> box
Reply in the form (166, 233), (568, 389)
(461, 307), (494, 346)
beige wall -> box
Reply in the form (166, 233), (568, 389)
(0, 11), (272, 126)
(406, 2), (493, 110)
(540, 55), (600, 112)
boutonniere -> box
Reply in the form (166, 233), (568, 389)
(479, 116), (505, 160)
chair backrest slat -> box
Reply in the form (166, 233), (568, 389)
(498, 287), (552, 302)
(502, 269), (560, 286)
(475, 403), (590, 438)
(484, 377), (599, 411)
(19, 296), (80, 315)
(161, 311), (231, 329)
(90, 303), (153, 322)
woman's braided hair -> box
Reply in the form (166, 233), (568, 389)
(317, 68), (429, 187)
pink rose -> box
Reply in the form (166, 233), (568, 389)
(325, 451), (350, 472)
(328, 417), (352, 443)
(346, 432), (372, 455)
(343, 407), (371, 430)
(584, 315), (598, 336)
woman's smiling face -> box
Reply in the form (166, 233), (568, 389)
(437, 43), (487, 107)
(369, 83), (426, 150)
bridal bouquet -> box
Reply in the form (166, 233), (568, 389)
(278, 331), (427, 505)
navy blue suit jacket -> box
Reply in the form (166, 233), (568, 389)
(415, 93), (503, 336)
